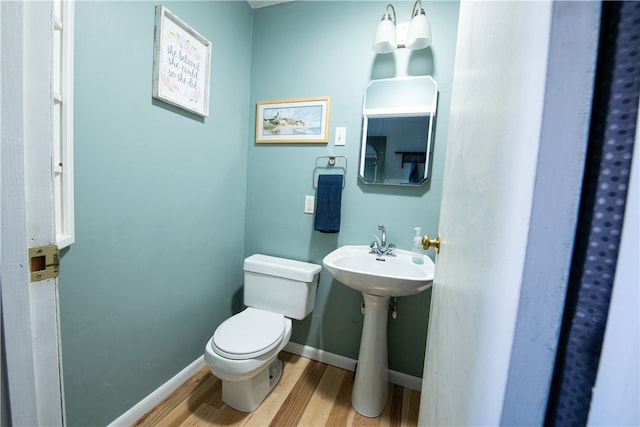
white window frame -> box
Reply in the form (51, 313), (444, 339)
(52, 0), (75, 248)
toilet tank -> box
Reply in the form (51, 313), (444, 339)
(243, 254), (321, 320)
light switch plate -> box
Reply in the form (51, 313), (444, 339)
(304, 195), (315, 214)
(335, 126), (346, 146)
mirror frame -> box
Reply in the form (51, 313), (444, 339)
(358, 76), (438, 186)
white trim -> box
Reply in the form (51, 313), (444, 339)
(1, 2), (67, 424)
(284, 342), (423, 391)
(53, 0), (75, 248)
(389, 369), (423, 392)
(1, 2), (44, 425)
(109, 343), (422, 426)
(23, 2), (66, 424)
(107, 356), (206, 427)
(284, 342), (356, 371)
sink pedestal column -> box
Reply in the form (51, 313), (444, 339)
(352, 293), (390, 417)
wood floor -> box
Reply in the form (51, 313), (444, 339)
(133, 352), (421, 426)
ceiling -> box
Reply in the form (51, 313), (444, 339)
(247, 1), (295, 9)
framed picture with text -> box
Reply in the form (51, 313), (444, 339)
(152, 5), (211, 117)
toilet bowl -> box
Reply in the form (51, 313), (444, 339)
(204, 254), (321, 412)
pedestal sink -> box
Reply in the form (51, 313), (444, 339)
(323, 245), (435, 417)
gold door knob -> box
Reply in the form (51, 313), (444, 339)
(422, 234), (441, 253)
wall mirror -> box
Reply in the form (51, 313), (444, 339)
(358, 76), (438, 186)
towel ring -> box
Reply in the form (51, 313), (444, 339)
(313, 156), (347, 189)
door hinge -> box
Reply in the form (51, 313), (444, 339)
(29, 244), (60, 282)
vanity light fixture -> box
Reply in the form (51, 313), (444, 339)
(372, 4), (398, 54)
(372, 0), (432, 54)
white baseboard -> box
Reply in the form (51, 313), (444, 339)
(389, 369), (423, 392)
(284, 342), (423, 391)
(107, 356), (206, 427)
(109, 342), (422, 426)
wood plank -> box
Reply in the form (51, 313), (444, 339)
(202, 375), (223, 409)
(239, 354), (311, 426)
(401, 389), (420, 427)
(135, 370), (219, 426)
(268, 359), (327, 426)
(132, 352), (421, 427)
(180, 403), (220, 426)
(347, 386), (384, 427)
(296, 365), (346, 426)
(349, 410), (382, 427)
(207, 405), (247, 427)
(325, 368), (355, 425)
(133, 367), (212, 426)
(345, 383), (401, 427)
(388, 384), (403, 427)
(156, 374), (221, 426)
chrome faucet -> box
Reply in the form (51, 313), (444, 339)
(379, 223), (387, 247)
(370, 224), (395, 256)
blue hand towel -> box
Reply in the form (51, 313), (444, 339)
(314, 174), (343, 233)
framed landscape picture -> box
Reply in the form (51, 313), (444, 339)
(256, 97), (331, 143)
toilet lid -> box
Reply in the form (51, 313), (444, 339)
(212, 308), (286, 360)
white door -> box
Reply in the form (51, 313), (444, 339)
(1, 1), (65, 425)
(419, 1), (600, 425)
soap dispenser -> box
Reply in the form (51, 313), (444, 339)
(412, 227), (424, 264)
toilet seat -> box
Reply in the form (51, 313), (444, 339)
(212, 308), (285, 360)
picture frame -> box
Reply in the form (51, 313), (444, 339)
(152, 5), (211, 117)
(256, 97), (331, 143)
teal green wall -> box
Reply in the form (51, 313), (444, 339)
(246, 1), (459, 376)
(61, 1), (458, 425)
(61, 2), (253, 425)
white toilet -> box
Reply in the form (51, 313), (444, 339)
(204, 254), (321, 412)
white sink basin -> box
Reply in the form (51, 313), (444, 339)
(323, 245), (434, 297)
